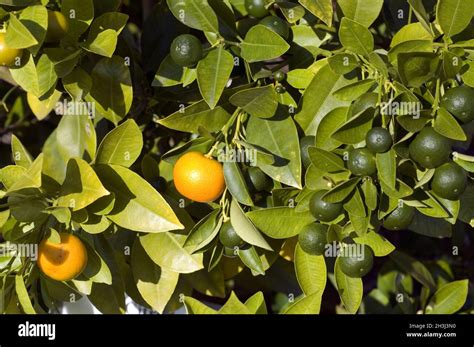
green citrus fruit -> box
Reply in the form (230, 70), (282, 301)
(0, 32), (23, 67)
(259, 16), (289, 39)
(170, 34), (203, 67)
(274, 70), (286, 82)
(45, 11), (69, 42)
(223, 246), (238, 258)
(366, 127), (393, 153)
(431, 162), (467, 200)
(383, 204), (415, 231)
(219, 221), (244, 248)
(246, 166), (273, 192)
(441, 86), (474, 123)
(300, 135), (315, 168)
(408, 127), (452, 169)
(347, 148), (376, 176)
(339, 245), (374, 278)
(245, 0), (269, 18)
(275, 84), (286, 93)
(309, 190), (343, 222)
(298, 223), (328, 255)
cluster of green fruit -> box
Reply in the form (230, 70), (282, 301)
(0, 10), (68, 66)
(295, 85), (474, 278)
(299, 223), (374, 278)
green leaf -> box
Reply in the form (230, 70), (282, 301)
(15, 274), (36, 314)
(315, 107), (348, 150)
(85, 56), (133, 125)
(333, 79), (377, 102)
(95, 165), (183, 233)
(244, 292), (267, 314)
(229, 86), (278, 119)
(334, 257), (363, 314)
(433, 108), (466, 141)
(328, 53), (359, 75)
(337, 0), (383, 27)
(184, 296), (217, 314)
(279, 2), (306, 23)
(62, 0), (94, 40)
(96, 119), (143, 167)
(185, 267), (226, 298)
(11, 135), (32, 168)
(219, 292), (252, 314)
(27, 90), (62, 120)
(19, 5), (48, 55)
(283, 291), (322, 314)
(361, 177), (378, 211)
(376, 150), (397, 189)
(36, 54), (58, 97)
(140, 232), (204, 274)
(197, 47), (234, 109)
(152, 55), (186, 87)
(459, 184), (474, 225)
(354, 231), (395, 256)
(407, 210), (452, 238)
(224, 162), (253, 206)
(157, 100), (230, 133)
(286, 69), (314, 89)
(390, 250), (436, 290)
(5, 14), (38, 49)
(230, 200), (272, 251)
(436, 0), (474, 37)
(407, 0), (433, 34)
(167, 0), (219, 32)
(344, 187), (366, 217)
(308, 147), (345, 173)
(426, 279), (469, 314)
(246, 115), (302, 189)
(7, 154), (43, 193)
(81, 238), (112, 284)
(131, 239), (179, 314)
(295, 63), (353, 135)
(247, 207), (315, 239)
(391, 22), (432, 47)
(63, 68), (92, 100)
(238, 245), (265, 276)
(398, 52), (439, 88)
(57, 158), (110, 211)
(298, 0), (333, 26)
(241, 25), (290, 63)
(56, 114), (97, 162)
(339, 17), (374, 56)
(322, 178), (361, 203)
(295, 244), (327, 295)
(184, 209), (222, 252)
(82, 12), (128, 57)
(332, 107), (374, 144)
(9, 54), (39, 96)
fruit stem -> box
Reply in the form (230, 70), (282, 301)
(432, 78), (441, 115)
(0, 85), (18, 112)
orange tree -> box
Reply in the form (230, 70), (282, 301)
(0, 0), (473, 314)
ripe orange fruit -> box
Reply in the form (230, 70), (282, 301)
(37, 233), (88, 281)
(173, 151), (225, 203)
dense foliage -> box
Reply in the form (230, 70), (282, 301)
(0, 0), (473, 315)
